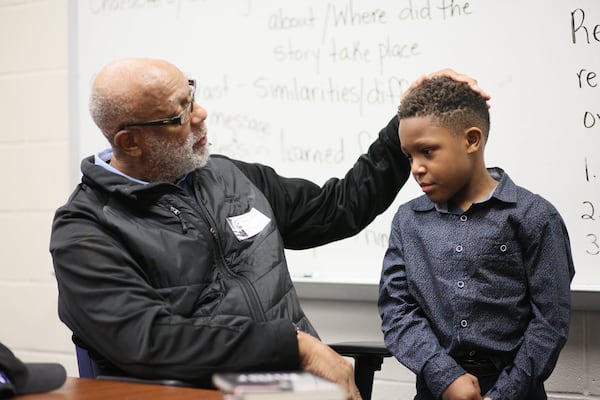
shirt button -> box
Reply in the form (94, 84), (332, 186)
(457, 281), (465, 288)
(460, 215), (468, 222)
(455, 245), (463, 253)
(460, 319), (468, 328)
(500, 244), (508, 252)
(468, 350), (476, 357)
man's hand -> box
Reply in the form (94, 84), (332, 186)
(403, 69), (491, 105)
(297, 331), (362, 400)
(441, 373), (483, 400)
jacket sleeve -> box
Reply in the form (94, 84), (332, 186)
(49, 196), (300, 386)
(229, 115), (410, 249)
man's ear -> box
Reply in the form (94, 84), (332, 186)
(464, 127), (484, 154)
(113, 129), (143, 157)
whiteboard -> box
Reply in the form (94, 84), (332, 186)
(69, 0), (600, 291)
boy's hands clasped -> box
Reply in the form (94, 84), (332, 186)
(442, 373), (493, 400)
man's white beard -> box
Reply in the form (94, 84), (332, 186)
(145, 132), (210, 182)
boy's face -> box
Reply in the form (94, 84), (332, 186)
(399, 115), (473, 205)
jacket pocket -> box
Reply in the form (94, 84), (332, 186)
(156, 281), (224, 318)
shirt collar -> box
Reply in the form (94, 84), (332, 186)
(411, 167), (518, 213)
(94, 148), (149, 185)
(94, 148), (192, 187)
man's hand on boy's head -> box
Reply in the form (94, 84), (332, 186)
(402, 69), (491, 107)
(441, 373), (483, 400)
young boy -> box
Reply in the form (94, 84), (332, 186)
(378, 76), (575, 400)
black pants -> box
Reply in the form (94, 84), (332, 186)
(413, 373), (547, 400)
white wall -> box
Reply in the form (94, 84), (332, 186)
(0, 1), (598, 399)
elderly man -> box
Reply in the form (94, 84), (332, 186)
(50, 57), (482, 399)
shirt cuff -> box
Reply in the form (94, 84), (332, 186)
(422, 353), (466, 399)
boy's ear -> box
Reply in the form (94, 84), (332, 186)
(114, 129), (143, 157)
(464, 127), (484, 154)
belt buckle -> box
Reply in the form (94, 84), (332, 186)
(459, 358), (498, 377)
(462, 358), (487, 365)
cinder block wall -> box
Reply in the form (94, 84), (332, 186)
(0, 0), (76, 373)
(0, 2), (598, 399)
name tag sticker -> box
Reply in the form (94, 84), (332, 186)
(226, 208), (271, 240)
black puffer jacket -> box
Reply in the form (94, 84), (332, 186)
(49, 116), (409, 386)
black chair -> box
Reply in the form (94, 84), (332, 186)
(76, 342), (391, 400)
(329, 341), (392, 400)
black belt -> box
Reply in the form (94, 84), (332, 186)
(458, 359), (498, 377)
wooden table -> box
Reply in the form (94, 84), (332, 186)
(14, 377), (223, 399)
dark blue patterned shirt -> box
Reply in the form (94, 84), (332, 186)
(378, 168), (575, 400)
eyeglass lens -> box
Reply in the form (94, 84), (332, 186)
(180, 81), (196, 126)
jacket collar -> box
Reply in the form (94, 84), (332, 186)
(80, 155), (187, 199)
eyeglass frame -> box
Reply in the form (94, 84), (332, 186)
(117, 79), (196, 132)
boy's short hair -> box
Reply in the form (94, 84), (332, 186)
(398, 76), (490, 140)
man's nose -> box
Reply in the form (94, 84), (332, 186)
(191, 102), (207, 124)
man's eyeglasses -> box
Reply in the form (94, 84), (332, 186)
(118, 79), (196, 131)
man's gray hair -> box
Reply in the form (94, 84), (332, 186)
(89, 88), (136, 144)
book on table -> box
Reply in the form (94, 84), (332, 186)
(212, 371), (345, 400)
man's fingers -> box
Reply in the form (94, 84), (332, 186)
(297, 333), (361, 400)
(401, 69), (491, 107)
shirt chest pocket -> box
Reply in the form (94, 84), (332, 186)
(474, 236), (526, 296)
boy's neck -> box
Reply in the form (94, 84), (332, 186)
(451, 167), (498, 212)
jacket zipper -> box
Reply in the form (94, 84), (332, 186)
(171, 198), (266, 322)
(204, 215), (267, 323)
(168, 205), (189, 233)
